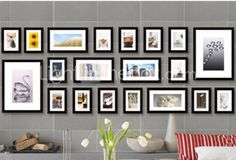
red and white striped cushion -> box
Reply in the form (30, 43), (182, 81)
(176, 133), (231, 160)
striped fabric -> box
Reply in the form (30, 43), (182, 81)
(175, 133), (236, 160)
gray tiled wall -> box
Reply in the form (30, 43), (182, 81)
(0, 1), (236, 159)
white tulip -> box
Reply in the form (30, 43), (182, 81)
(81, 138), (89, 148)
(100, 140), (104, 147)
(137, 136), (148, 147)
(122, 121), (129, 130)
(104, 118), (112, 125)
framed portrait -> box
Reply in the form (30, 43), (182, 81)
(48, 88), (67, 113)
(119, 27), (138, 53)
(1, 28), (21, 53)
(98, 88), (117, 113)
(215, 88), (234, 113)
(24, 28), (43, 53)
(168, 57), (188, 83)
(123, 88), (142, 113)
(169, 27), (188, 52)
(192, 88), (211, 113)
(48, 28), (88, 53)
(144, 27), (163, 53)
(73, 88), (92, 113)
(2, 60), (43, 112)
(47, 57), (67, 83)
(94, 27), (113, 53)
(121, 58), (161, 83)
(74, 58), (114, 83)
(194, 28), (234, 80)
(147, 88), (187, 113)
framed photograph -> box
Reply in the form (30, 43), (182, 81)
(48, 28), (88, 53)
(194, 28), (234, 80)
(169, 27), (188, 52)
(123, 88), (142, 113)
(168, 57), (188, 83)
(147, 88), (187, 113)
(121, 58), (161, 83)
(2, 60), (42, 112)
(94, 27), (113, 53)
(48, 88), (67, 113)
(74, 58), (114, 83)
(47, 57), (67, 83)
(144, 27), (163, 53)
(24, 28), (43, 53)
(1, 28), (21, 53)
(73, 88), (92, 113)
(98, 88), (117, 113)
(215, 88), (234, 113)
(192, 88), (211, 113)
(119, 27), (138, 53)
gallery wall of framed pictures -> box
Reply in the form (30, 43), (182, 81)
(0, 26), (235, 115)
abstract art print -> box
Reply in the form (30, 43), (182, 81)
(98, 88), (117, 113)
(148, 88), (187, 113)
(121, 58), (161, 82)
(215, 88), (234, 113)
(24, 28), (43, 53)
(192, 88), (211, 113)
(194, 28), (234, 80)
(168, 57), (188, 82)
(74, 58), (114, 83)
(1, 28), (21, 53)
(73, 88), (92, 113)
(144, 27), (163, 52)
(119, 27), (138, 52)
(48, 28), (88, 53)
(123, 88), (142, 113)
(94, 27), (113, 52)
(169, 27), (188, 52)
(48, 58), (67, 83)
(2, 60), (42, 112)
(48, 88), (67, 113)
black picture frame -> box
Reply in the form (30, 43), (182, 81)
(193, 27), (234, 80)
(147, 88), (188, 113)
(98, 88), (118, 113)
(94, 27), (113, 53)
(73, 88), (92, 113)
(120, 57), (161, 83)
(191, 88), (211, 114)
(119, 27), (138, 53)
(123, 88), (142, 114)
(47, 27), (88, 53)
(168, 27), (188, 53)
(2, 60), (43, 113)
(168, 57), (188, 83)
(1, 27), (21, 53)
(73, 57), (114, 83)
(143, 27), (163, 53)
(47, 57), (67, 83)
(24, 27), (44, 53)
(215, 88), (234, 114)
(47, 88), (67, 113)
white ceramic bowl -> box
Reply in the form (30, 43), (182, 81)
(126, 137), (164, 153)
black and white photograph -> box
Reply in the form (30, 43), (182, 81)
(192, 88), (211, 113)
(215, 88), (234, 113)
(121, 58), (161, 82)
(48, 58), (67, 83)
(194, 28), (234, 80)
(2, 60), (42, 112)
(73, 88), (92, 113)
(169, 27), (188, 52)
(119, 27), (138, 52)
(148, 88), (187, 113)
(123, 88), (142, 113)
(98, 88), (117, 113)
(168, 57), (188, 82)
(48, 88), (67, 113)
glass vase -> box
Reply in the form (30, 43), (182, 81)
(103, 148), (116, 160)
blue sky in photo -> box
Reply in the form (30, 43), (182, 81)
(127, 64), (155, 70)
(54, 34), (82, 43)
